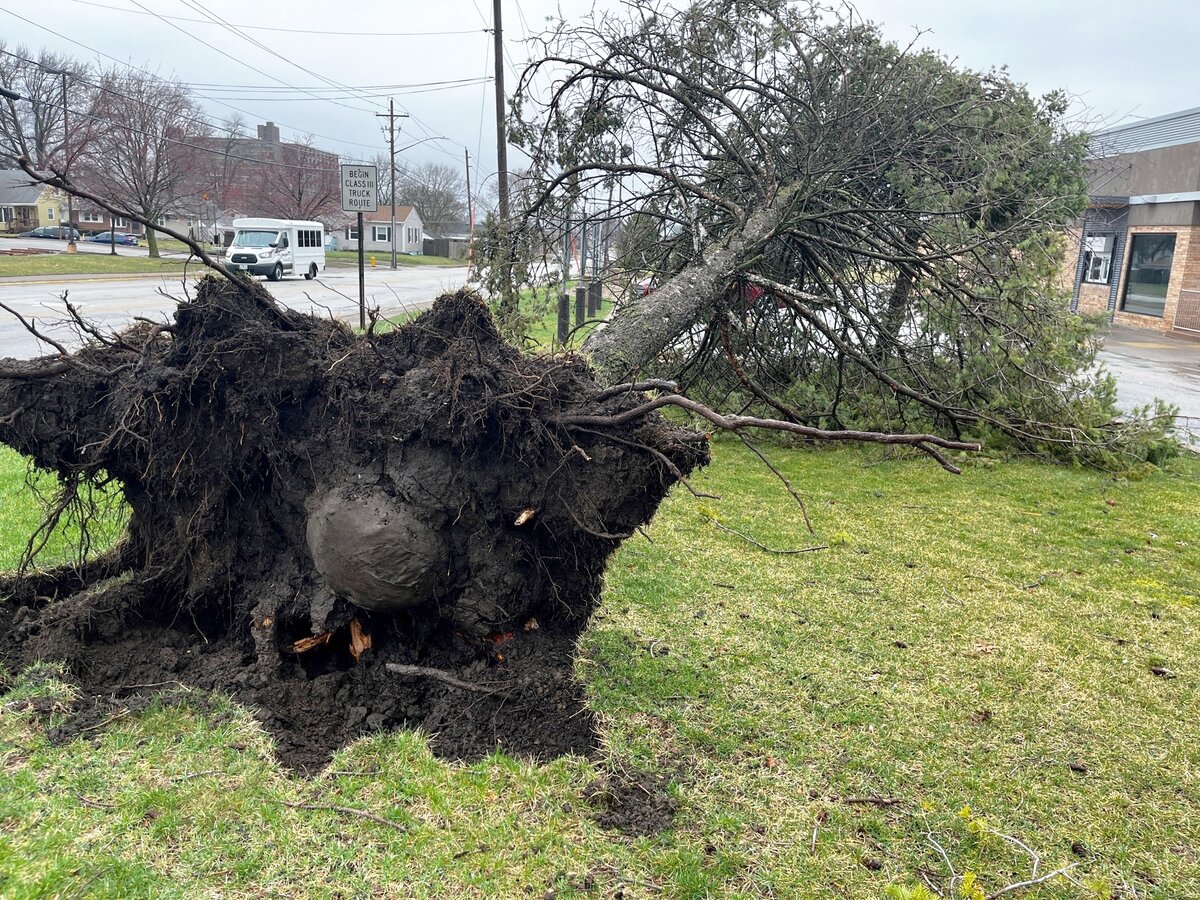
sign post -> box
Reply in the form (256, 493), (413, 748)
(340, 164), (379, 331)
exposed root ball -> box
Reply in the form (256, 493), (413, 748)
(0, 278), (707, 766)
(306, 485), (447, 612)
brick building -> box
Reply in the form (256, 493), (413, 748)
(189, 121), (341, 225)
(1068, 107), (1200, 335)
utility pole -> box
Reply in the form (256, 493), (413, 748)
(48, 68), (77, 253)
(375, 100), (408, 269)
(464, 148), (474, 276)
(492, 0), (515, 313)
(492, 0), (509, 224)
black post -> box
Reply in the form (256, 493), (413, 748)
(589, 280), (602, 317)
(557, 293), (570, 345)
(357, 211), (366, 331)
(575, 285), (586, 330)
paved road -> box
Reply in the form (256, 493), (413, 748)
(0, 236), (178, 258)
(1097, 324), (1200, 442)
(0, 266), (468, 359)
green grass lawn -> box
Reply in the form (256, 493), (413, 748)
(325, 250), (463, 268)
(0, 253), (192, 278)
(1, 442), (1197, 897)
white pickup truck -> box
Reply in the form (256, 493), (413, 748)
(227, 218), (325, 281)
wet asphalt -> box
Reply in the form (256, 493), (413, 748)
(1098, 325), (1200, 442)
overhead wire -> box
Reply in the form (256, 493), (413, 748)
(125, 0), (378, 114)
(172, 0), (388, 113)
(3, 5), (490, 170)
(66, 0), (486, 37)
(169, 0), (471, 166)
(0, 18), (385, 155)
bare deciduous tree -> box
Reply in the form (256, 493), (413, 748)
(244, 134), (340, 222)
(0, 43), (93, 170)
(399, 160), (467, 226)
(75, 69), (208, 257)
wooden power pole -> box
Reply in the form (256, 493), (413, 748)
(492, 0), (509, 224)
(375, 100), (408, 269)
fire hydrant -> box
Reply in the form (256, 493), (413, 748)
(370, 256), (377, 268)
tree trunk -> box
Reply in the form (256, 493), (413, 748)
(0, 280), (707, 766)
(145, 225), (159, 258)
(583, 203), (785, 381)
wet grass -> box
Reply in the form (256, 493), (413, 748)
(325, 250), (462, 268)
(1, 444), (1197, 897)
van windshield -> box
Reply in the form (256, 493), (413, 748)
(232, 230), (279, 248)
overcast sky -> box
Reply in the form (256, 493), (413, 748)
(3, 0), (1199, 184)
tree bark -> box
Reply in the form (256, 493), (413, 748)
(583, 203), (784, 381)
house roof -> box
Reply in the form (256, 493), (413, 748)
(364, 205), (417, 224)
(1092, 106), (1200, 156)
(0, 169), (48, 205)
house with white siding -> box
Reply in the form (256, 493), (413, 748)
(338, 205), (424, 254)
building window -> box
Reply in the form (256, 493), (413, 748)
(1084, 252), (1110, 283)
(1082, 234), (1113, 284)
(1121, 233), (1176, 318)
(346, 225), (359, 240)
(373, 225), (391, 243)
(46, 208), (54, 220)
(112, 217), (127, 228)
(81, 211), (103, 223)
(0, 206), (11, 223)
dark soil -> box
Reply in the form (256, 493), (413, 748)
(0, 278), (707, 769)
(584, 773), (680, 837)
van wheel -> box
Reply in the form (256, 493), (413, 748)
(269, 263), (283, 282)
(304, 263), (317, 280)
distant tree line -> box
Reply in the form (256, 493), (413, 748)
(0, 42), (469, 256)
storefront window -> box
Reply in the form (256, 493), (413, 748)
(1122, 233), (1176, 317)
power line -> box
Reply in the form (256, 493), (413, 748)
(0, 24), (385, 154)
(0, 47), (378, 173)
(125, 0), (378, 114)
(2, 8), (469, 166)
(67, 0), (487, 37)
(190, 78), (493, 94)
(172, 0), (387, 114)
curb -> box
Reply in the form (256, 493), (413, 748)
(0, 271), (197, 285)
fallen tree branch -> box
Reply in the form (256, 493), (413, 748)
(556, 393), (979, 473)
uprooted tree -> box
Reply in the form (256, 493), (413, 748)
(0, 0), (1165, 766)
(506, 0), (1174, 465)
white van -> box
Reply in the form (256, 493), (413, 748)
(227, 218), (325, 281)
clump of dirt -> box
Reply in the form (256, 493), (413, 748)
(0, 278), (707, 768)
(584, 773), (680, 836)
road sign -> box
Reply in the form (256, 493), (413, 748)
(340, 164), (379, 214)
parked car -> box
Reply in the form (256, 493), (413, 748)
(18, 225), (82, 240)
(86, 232), (139, 246)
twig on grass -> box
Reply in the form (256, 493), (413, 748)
(840, 796), (903, 807)
(269, 799), (407, 834)
(78, 708), (130, 733)
(986, 864), (1080, 899)
(710, 519), (827, 555)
